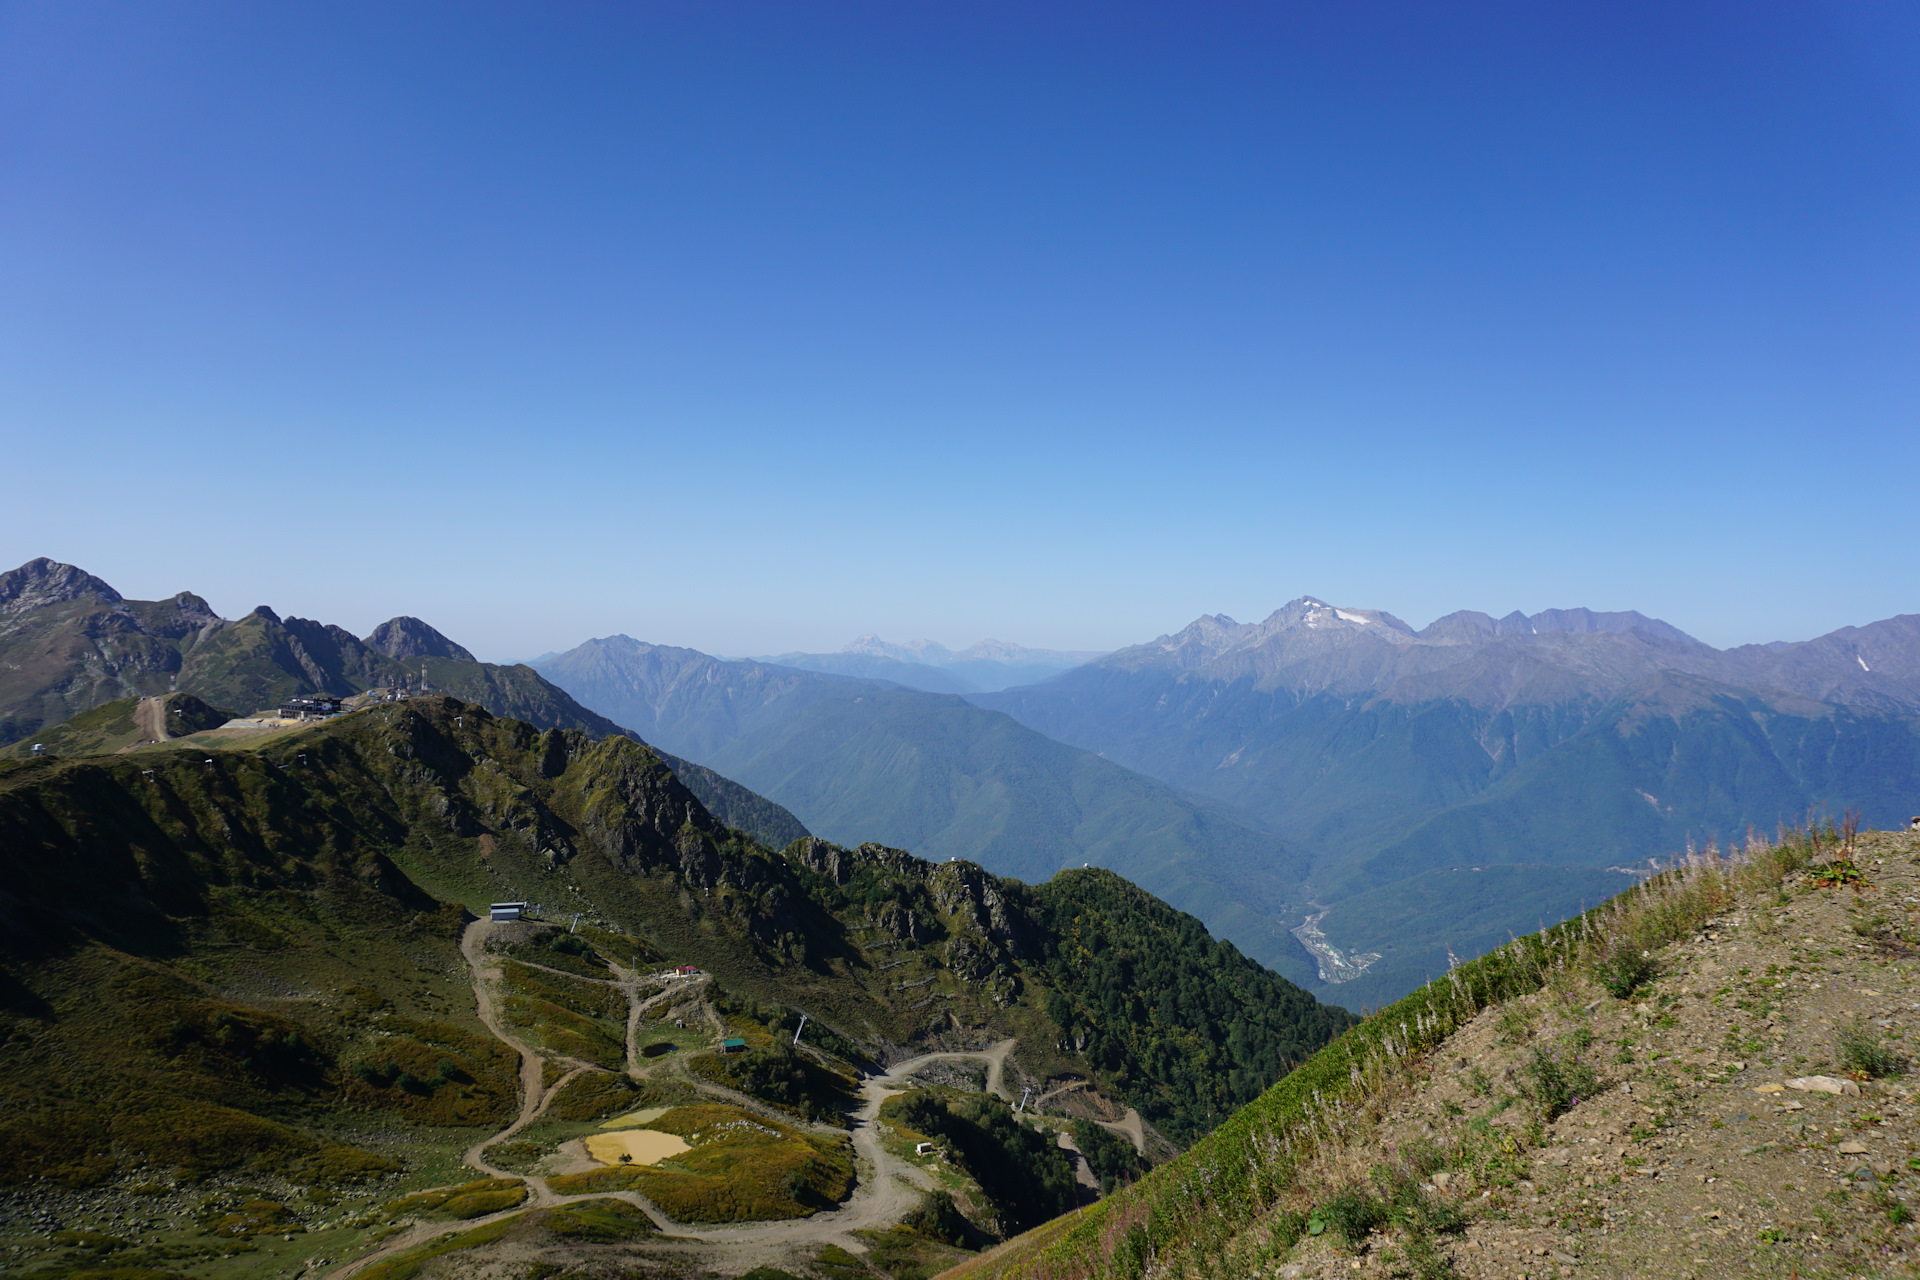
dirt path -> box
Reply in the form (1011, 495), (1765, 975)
(887, 1040), (1018, 1100)
(327, 929), (1022, 1278)
(133, 697), (168, 744)
(1053, 1129), (1100, 1192)
(1096, 1108), (1145, 1154)
(459, 922), (555, 1178)
(510, 957), (624, 986)
(623, 974), (702, 1075)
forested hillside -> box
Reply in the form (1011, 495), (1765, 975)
(537, 635), (1315, 978)
(0, 695), (1350, 1192)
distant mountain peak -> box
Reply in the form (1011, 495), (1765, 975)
(1266, 598), (1416, 637)
(0, 557), (123, 615)
(1415, 607), (1700, 648)
(365, 616), (478, 663)
(840, 634), (955, 663)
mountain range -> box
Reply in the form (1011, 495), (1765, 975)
(0, 558), (807, 849)
(9, 554), (1918, 1014)
(533, 598), (1920, 1012)
(976, 597), (1920, 1005)
(533, 636), (1311, 969)
(758, 635), (1106, 695)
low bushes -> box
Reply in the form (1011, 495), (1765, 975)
(543, 1070), (642, 1121)
(387, 1178), (527, 1220)
(1518, 1046), (1600, 1120)
(548, 1104), (853, 1223)
(690, 1041), (856, 1124)
(1071, 1119), (1146, 1195)
(1837, 1015), (1905, 1079)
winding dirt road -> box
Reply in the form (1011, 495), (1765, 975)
(327, 923), (1027, 1278)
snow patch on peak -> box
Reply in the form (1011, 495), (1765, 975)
(1335, 609), (1371, 625)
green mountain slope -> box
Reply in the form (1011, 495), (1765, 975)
(537, 636), (1315, 977)
(0, 695), (1351, 1199)
(703, 686), (1312, 972)
(1, 692), (234, 759)
(0, 558), (809, 851)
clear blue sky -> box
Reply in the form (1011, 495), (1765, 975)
(4, 2), (1915, 659)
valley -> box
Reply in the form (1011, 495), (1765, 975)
(7, 554), (1920, 1278)
(0, 689), (1350, 1279)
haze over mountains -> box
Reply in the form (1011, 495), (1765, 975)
(758, 635), (1106, 695)
(533, 597), (1920, 1011)
(533, 635), (1310, 967)
(9, 553), (1919, 1014)
(978, 597), (1920, 1004)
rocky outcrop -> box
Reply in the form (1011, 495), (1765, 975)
(365, 616), (478, 663)
(0, 558), (122, 615)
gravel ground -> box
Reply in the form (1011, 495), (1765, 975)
(1264, 829), (1920, 1280)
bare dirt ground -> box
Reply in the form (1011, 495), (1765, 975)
(1262, 829), (1920, 1280)
(132, 696), (168, 744)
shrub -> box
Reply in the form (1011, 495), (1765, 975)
(692, 1043), (855, 1124)
(1270, 1207), (1310, 1249)
(1519, 1047), (1600, 1119)
(1320, 1184), (1387, 1250)
(901, 1189), (972, 1246)
(1593, 946), (1658, 999)
(540, 1197), (656, 1241)
(440, 1188), (526, 1218)
(1071, 1118), (1146, 1195)
(544, 1070), (642, 1121)
(388, 1179), (526, 1220)
(1837, 1017), (1904, 1079)
(304, 1144), (403, 1184)
(551, 932), (594, 958)
(1495, 1004), (1535, 1044)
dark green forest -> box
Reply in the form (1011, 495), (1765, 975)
(1030, 869), (1355, 1143)
(886, 1091), (1078, 1234)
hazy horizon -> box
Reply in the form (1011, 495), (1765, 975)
(6, 3), (1915, 659)
(10, 550), (1907, 669)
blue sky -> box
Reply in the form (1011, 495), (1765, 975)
(3, 2), (1915, 659)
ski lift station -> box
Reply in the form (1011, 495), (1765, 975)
(490, 901), (528, 922)
(277, 695), (345, 720)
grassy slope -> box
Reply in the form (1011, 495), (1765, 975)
(0, 692), (234, 759)
(942, 827), (1843, 1280)
(0, 697), (1351, 1188)
(0, 592), (811, 850)
(0, 595), (196, 746)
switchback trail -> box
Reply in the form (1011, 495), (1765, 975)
(327, 924), (1026, 1277)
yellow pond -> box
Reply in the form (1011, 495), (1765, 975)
(584, 1129), (690, 1166)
